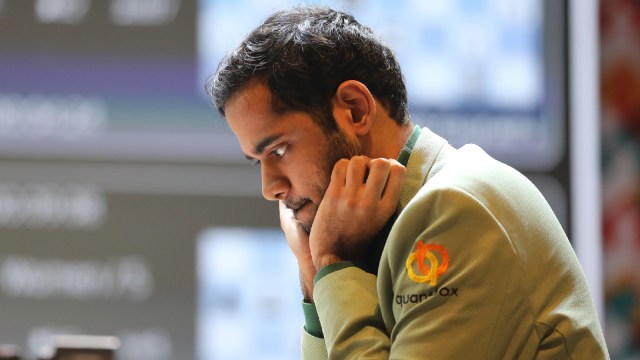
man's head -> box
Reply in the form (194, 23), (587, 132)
(207, 6), (409, 131)
(207, 6), (410, 232)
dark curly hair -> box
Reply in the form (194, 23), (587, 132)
(207, 6), (409, 133)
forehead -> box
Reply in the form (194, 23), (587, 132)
(225, 81), (279, 142)
(225, 81), (273, 125)
(224, 81), (319, 156)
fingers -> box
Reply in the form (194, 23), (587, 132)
(328, 156), (368, 195)
(362, 158), (391, 199)
(279, 200), (294, 226)
(279, 200), (304, 240)
(279, 200), (312, 259)
(345, 156), (368, 191)
(329, 156), (406, 202)
(279, 202), (315, 300)
(329, 158), (349, 190)
(279, 199), (289, 214)
(379, 159), (406, 203)
(311, 156), (406, 265)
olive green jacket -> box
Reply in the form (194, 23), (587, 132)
(301, 127), (609, 359)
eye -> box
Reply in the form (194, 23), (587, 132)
(248, 144), (287, 167)
(271, 144), (287, 158)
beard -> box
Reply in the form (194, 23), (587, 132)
(294, 127), (359, 234)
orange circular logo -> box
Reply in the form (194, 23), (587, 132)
(405, 241), (449, 285)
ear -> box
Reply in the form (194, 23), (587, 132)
(332, 80), (376, 137)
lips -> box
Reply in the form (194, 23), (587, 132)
(287, 199), (311, 218)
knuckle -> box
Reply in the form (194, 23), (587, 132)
(333, 159), (349, 171)
(390, 162), (407, 175)
(336, 158), (349, 166)
(344, 196), (359, 209)
(350, 156), (367, 166)
(370, 158), (391, 171)
(359, 199), (375, 212)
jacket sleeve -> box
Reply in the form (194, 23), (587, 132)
(312, 186), (534, 359)
(301, 329), (328, 360)
(314, 265), (390, 359)
(301, 302), (328, 359)
(302, 330), (329, 360)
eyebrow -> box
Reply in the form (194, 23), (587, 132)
(244, 133), (284, 160)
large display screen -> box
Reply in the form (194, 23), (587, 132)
(0, 1), (568, 359)
(0, 0), (239, 164)
(199, 0), (565, 170)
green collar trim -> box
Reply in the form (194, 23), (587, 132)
(397, 125), (421, 166)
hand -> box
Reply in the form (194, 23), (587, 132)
(279, 201), (316, 302)
(309, 156), (406, 270)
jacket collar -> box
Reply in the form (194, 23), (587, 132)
(399, 127), (454, 210)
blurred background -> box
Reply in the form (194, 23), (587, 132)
(0, 0), (637, 359)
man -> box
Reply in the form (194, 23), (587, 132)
(208, 6), (609, 359)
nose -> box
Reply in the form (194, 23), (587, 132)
(261, 163), (288, 201)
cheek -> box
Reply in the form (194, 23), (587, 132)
(295, 154), (332, 201)
(316, 156), (336, 199)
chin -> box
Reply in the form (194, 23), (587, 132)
(296, 204), (316, 234)
(300, 221), (312, 235)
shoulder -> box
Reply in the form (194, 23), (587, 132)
(433, 144), (532, 193)
(387, 143), (558, 259)
(385, 142), (567, 274)
(421, 144), (552, 223)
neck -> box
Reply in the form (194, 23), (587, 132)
(365, 120), (414, 160)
